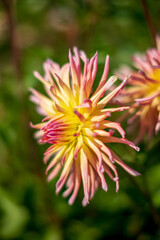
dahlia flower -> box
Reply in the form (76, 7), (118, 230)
(116, 37), (160, 144)
(30, 48), (140, 206)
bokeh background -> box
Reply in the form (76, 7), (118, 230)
(0, 0), (160, 239)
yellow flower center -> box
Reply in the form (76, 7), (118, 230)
(147, 69), (160, 96)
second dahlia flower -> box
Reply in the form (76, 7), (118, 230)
(116, 37), (160, 144)
(30, 48), (140, 206)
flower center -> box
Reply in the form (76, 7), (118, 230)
(147, 69), (160, 95)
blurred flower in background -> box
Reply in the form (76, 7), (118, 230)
(30, 48), (140, 206)
(116, 36), (160, 144)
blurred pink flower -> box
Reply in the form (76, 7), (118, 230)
(116, 37), (160, 144)
(30, 48), (140, 206)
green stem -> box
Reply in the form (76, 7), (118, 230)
(1, 0), (22, 79)
(140, 0), (156, 46)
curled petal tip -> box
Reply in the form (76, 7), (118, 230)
(106, 75), (117, 89)
(155, 123), (160, 134)
(30, 122), (33, 127)
(29, 87), (34, 93)
(68, 199), (73, 205)
(82, 197), (89, 207)
(116, 181), (119, 192)
(109, 129), (115, 136)
(113, 177), (119, 182)
(134, 171), (141, 176)
(68, 49), (72, 57)
(73, 46), (78, 51)
(122, 133), (125, 139)
(33, 71), (38, 77)
(102, 184), (108, 192)
(135, 146), (140, 152)
(100, 165), (104, 173)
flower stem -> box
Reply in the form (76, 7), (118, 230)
(140, 0), (156, 46)
(1, 0), (22, 79)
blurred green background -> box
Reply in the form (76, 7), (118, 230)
(0, 0), (160, 239)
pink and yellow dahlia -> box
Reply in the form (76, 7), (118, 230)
(30, 48), (140, 206)
(116, 37), (160, 144)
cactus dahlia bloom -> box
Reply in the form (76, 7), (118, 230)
(30, 48), (140, 206)
(116, 37), (160, 144)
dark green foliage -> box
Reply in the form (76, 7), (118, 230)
(0, 0), (160, 239)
